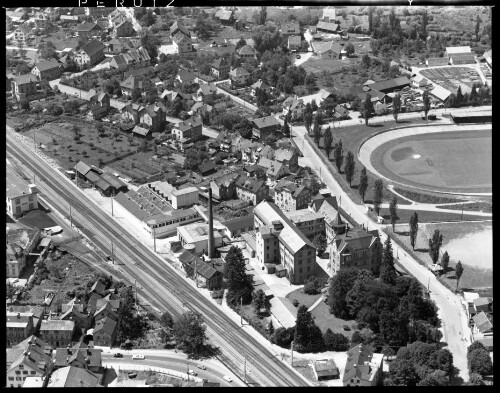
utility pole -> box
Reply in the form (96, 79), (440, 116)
(244, 357), (247, 383)
(240, 297), (243, 326)
(135, 279), (138, 308)
(461, 203), (464, 221)
(194, 256), (197, 287)
(111, 193), (114, 216)
(33, 130), (36, 153)
(153, 226), (156, 253)
(70, 205), (73, 228)
(186, 361), (189, 381)
(291, 341), (294, 367)
(111, 242), (114, 265)
(428, 277), (430, 293)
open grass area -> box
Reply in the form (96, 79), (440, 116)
(380, 207), (489, 225)
(436, 202), (492, 213)
(285, 289), (321, 309)
(310, 301), (357, 338)
(393, 187), (466, 204)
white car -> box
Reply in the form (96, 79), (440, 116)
(223, 376), (233, 383)
(132, 354), (145, 360)
(188, 370), (197, 376)
(197, 364), (206, 370)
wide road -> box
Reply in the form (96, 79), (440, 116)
(6, 127), (310, 387)
(281, 116), (477, 382)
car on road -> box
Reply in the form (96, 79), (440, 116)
(188, 370), (197, 376)
(113, 353), (123, 358)
(296, 54), (301, 59)
(128, 372), (137, 378)
(197, 364), (206, 370)
(223, 376), (233, 382)
(132, 354), (145, 360)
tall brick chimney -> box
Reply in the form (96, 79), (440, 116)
(208, 187), (215, 259)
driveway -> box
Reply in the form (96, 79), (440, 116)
(294, 52), (313, 67)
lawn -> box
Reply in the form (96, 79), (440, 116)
(393, 187), (467, 204)
(310, 301), (357, 338)
(380, 207), (490, 225)
(285, 288), (321, 309)
(436, 202), (492, 213)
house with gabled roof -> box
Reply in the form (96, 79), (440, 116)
(238, 44), (257, 60)
(138, 104), (167, 133)
(251, 79), (271, 97)
(252, 115), (280, 140)
(59, 305), (91, 331)
(172, 31), (193, 56)
(39, 320), (75, 348)
(172, 117), (203, 142)
(210, 172), (240, 201)
(94, 301), (119, 324)
(74, 39), (105, 69)
(472, 311), (493, 336)
(274, 181), (313, 212)
(7, 222), (41, 278)
(311, 196), (342, 242)
(7, 312), (35, 347)
(214, 9), (235, 25)
(229, 66), (251, 86)
(235, 176), (269, 206)
(197, 82), (218, 101)
(90, 280), (106, 297)
(288, 35), (302, 51)
(329, 227), (382, 276)
(54, 346), (102, 374)
(47, 366), (102, 388)
(88, 91), (110, 120)
(211, 57), (230, 80)
(178, 250), (223, 289)
(317, 20), (342, 34)
(176, 70), (197, 86)
(281, 22), (300, 37)
(114, 19), (135, 37)
(92, 316), (117, 347)
(14, 23), (32, 43)
(31, 59), (61, 81)
(313, 40), (344, 59)
(170, 21), (191, 39)
(75, 22), (102, 39)
(343, 344), (383, 386)
(283, 97), (306, 120)
(274, 148), (299, 172)
(11, 73), (39, 101)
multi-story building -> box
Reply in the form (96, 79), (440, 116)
(274, 148), (299, 172)
(34, 13), (49, 29)
(87, 91), (110, 120)
(93, 316), (117, 347)
(254, 201), (317, 284)
(138, 104), (167, 133)
(281, 22), (301, 37)
(170, 21), (191, 39)
(237, 45), (257, 60)
(329, 227), (382, 276)
(229, 66), (251, 86)
(235, 176), (269, 206)
(75, 22), (101, 39)
(342, 344), (384, 387)
(114, 19), (135, 37)
(172, 32), (193, 57)
(252, 115), (280, 140)
(11, 73), (39, 101)
(7, 223), (41, 278)
(288, 35), (302, 51)
(39, 320), (75, 348)
(274, 181), (313, 212)
(175, 70), (197, 87)
(6, 336), (53, 388)
(31, 59), (61, 82)
(7, 312), (35, 347)
(282, 97), (306, 121)
(285, 209), (325, 241)
(210, 58), (230, 80)
(59, 305), (91, 331)
(54, 345), (102, 374)
(47, 366), (101, 387)
(172, 117), (203, 142)
(74, 39), (105, 69)
(7, 169), (39, 219)
(94, 301), (119, 324)
(210, 172), (239, 201)
(14, 23), (32, 43)
(171, 187), (199, 209)
(85, 6), (114, 19)
(311, 196), (343, 243)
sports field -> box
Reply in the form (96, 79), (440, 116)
(420, 66), (483, 94)
(370, 129), (492, 194)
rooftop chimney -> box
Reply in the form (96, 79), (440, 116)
(208, 187), (215, 259)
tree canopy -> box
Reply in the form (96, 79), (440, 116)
(172, 311), (207, 355)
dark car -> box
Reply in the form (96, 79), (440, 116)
(113, 353), (123, 358)
(296, 54), (301, 59)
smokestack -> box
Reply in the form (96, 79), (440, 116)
(208, 187), (214, 259)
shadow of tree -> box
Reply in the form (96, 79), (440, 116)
(415, 248), (429, 253)
(186, 344), (221, 360)
(396, 231), (410, 236)
(450, 366), (465, 386)
(368, 123), (384, 128)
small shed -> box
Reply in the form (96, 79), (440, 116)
(132, 125), (151, 138)
(198, 160), (216, 176)
(275, 264), (287, 278)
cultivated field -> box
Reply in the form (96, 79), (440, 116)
(371, 129), (492, 194)
(420, 67), (483, 94)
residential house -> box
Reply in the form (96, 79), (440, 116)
(190, 101), (213, 120)
(288, 35), (302, 51)
(254, 201), (317, 284)
(285, 209), (325, 241)
(334, 104), (350, 120)
(172, 32), (193, 57)
(412, 74), (431, 88)
(281, 22), (300, 37)
(34, 13), (49, 29)
(109, 48), (150, 71)
(343, 344), (384, 386)
(472, 311), (493, 336)
(6, 224), (41, 279)
(221, 215), (254, 239)
(322, 7), (337, 22)
(7, 312), (35, 347)
(11, 73), (39, 101)
(59, 306), (91, 331)
(197, 82), (218, 102)
(120, 103), (140, 124)
(178, 250), (223, 289)
(329, 227), (382, 276)
(75, 22), (101, 39)
(274, 148), (299, 172)
(235, 176), (269, 206)
(106, 37), (138, 54)
(252, 115), (280, 140)
(210, 172), (239, 201)
(177, 222), (223, 256)
(229, 66), (251, 86)
(312, 196), (343, 243)
(14, 23), (32, 43)
(214, 9), (235, 25)
(47, 366), (101, 388)
(258, 158), (289, 181)
(172, 117), (203, 142)
(92, 316), (118, 347)
(312, 359), (340, 381)
(39, 320), (75, 348)
(317, 21), (342, 34)
(238, 45), (257, 60)
(89, 280), (106, 297)
(170, 21), (191, 39)
(120, 75), (152, 96)
(88, 91), (110, 120)
(251, 79), (272, 97)
(31, 59), (61, 82)
(114, 19), (135, 37)
(74, 39), (105, 69)
(274, 181), (313, 212)
(7, 168), (39, 219)
(6, 337), (53, 388)
(176, 70), (197, 87)
(54, 346), (102, 374)
(85, 6), (114, 19)
(139, 104), (167, 133)
(282, 97), (306, 120)
(313, 40), (344, 59)
(211, 58), (230, 80)
(7, 306), (44, 336)
(199, 160), (216, 176)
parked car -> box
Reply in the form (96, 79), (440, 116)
(113, 353), (123, 358)
(128, 372), (137, 378)
(197, 364), (206, 370)
(223, 376), (233, 383)
(188, 370), (197, 376)
(132, 354), (145, 360)
(296, 54), (301, 59)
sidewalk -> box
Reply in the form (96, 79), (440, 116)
(102, 362), (200, 382)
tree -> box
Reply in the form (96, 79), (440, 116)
(270, 327), (295, 348)
(324, 329), (350, 351)
(392, 93), (401, 122)
(380, 237), (396, 285)
(313, 116), (321, 146)
(409, 212), (419, 250)
(251, 289), (270, 318)
(259, 7), (267, 25)
(345, 43), (355, 57)
(131, 88), (142, 102)
(344, 151), (355, 186)
(455, 261), (464, 291)
(475, 15), (481, 41)
(363, 94), (374, 126)
(268, 320), (275, 335)
(225, 246), (254, 307)
(422, 10), (429, 35)
(467, 373), (485, 386)
(323, 126), (333, 159)
(313, 234), (327, 255)
(428, 229), (443, 264)
(96, 124), (105, 137)
(294, 305), (324, 352)
(456, 85), (464, 107)
(468, 348), (493, 376)
(423, 90), (431, 120)
(19, 99), (30, 111)
(362, 53), (371, 68)
(417, 370), (449, 386)
(18, 40), (27, 58)
(304, 110), (313, 134)
(282, 119), (291, 137)
(358, 167), (368, 202)
(6, 281), (17, 303)
(372, 179), (383, 215)
(172, 311), (207, 355)
(389, 196), (398, 231)
(440, 251), (449, 273)
(305, 73), (317, 93)
(160, 311), (174, 329)
(384, 358), (419, 386)
(235, 37), (247, 51)
(333, 140), (344, 172)
(327, 268), (359, 319)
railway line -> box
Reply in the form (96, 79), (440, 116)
(7, 128), (311, 387)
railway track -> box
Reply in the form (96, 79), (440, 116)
(7, 129), (310, 387)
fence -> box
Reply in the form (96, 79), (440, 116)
(103, 363), (201, 382)
(216, 85), (258, 113)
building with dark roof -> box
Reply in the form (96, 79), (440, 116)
(329, 227), (382, 276)
(472, 311), (493, 335)
(252, 115), (280, 140)
(46, 366), (101, 388)
(449, 53), (476, 65)
(235, 176), (269, 206)
(39, 320), (75, 348)
(221, 215), (255, 239)
(214, 9), (235, 25)
(369, 76), (411, 93)
(172, 117), (203, 142)
(238, 44), (256, 60)
(210, 57), (230, 80)
(178, 250), (223, 289)
(11, 73), (40, 101)
(274, 181), (313, 212)
(31, 59), (61, 81)
(426, 57), (450, 67)
(281, 22), (300, 37)
(75, 22), (101, 39)
(312, 358), (340, 380)
(343, 344), (383, 386)
(54, 347), (102, 374)
(317, 20), (342, 34)
(74, 39), (105, 68)
(93, 316), (117, 347)
(170, 21), (191, 38)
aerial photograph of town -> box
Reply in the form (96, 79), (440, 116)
(5, 4), (492, 387)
